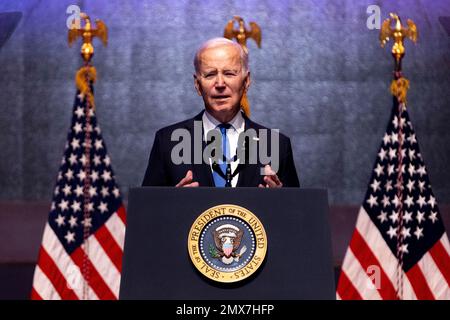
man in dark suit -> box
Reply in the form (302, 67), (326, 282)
(142, 38), (299, 188)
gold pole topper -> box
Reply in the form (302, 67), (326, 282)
(68, 13), (108, 109)
(224, 16), (261, 54)
(224, 16), (261, 117)
(68, 13), (107, 63)
(380, 13), (418, 103)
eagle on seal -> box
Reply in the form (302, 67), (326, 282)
(212, 224), (246, 264)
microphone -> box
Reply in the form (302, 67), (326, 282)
(209, 134), (250, 187)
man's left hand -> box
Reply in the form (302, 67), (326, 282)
(258, 165), (283, 188)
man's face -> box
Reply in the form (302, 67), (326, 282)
(194, 44), (250, 121)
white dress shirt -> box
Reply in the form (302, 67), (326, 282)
(202, 110), (245, 187)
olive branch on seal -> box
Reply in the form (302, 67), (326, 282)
(209, 244), (220, 258)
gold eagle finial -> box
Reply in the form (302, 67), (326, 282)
(68, 13), (108, 62)
(380, 13), (417, 70)
(380, 13), (418, 104)
(223, 16), (261, 117)
(224, 16), (261, 54)
(68, 13), (107, 109)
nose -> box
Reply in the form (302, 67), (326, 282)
(215, 73), (225, 89)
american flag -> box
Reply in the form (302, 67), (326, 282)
(31, 90), (126, 300)
(337, 99), (450, 300)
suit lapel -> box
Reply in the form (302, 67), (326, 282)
(236, 115), (261, 187)
(187, 111), (262, 187)
(188, 111), (214, 187)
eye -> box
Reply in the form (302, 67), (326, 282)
(204, 72), (216, 79)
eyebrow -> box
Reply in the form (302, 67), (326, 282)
(202, 67), (240, 73)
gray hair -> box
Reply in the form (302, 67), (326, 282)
(193, 37), (249, 75)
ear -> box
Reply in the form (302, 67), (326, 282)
(243, 71), (251, 92)
(193, 74), (202, 96)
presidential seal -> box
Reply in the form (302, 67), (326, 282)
(188, 204), (267, 283)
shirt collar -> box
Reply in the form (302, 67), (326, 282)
(202, 109), (245, 137)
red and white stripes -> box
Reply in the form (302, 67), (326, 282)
(32, 206), (126, 300)
(337, 207), (450, 300)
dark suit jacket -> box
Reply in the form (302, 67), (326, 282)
(142, 111), (300, 187)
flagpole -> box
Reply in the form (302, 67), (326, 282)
(380, 13), (418, 300)
(68, 12), (108, 300)
(223, 15), (262, 118)
(81, 60), (93, 300)
(394, 98), (406, 299)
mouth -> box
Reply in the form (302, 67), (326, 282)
(212, 95), (230, 100)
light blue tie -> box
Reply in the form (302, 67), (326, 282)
(212, 123), (232, 187)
